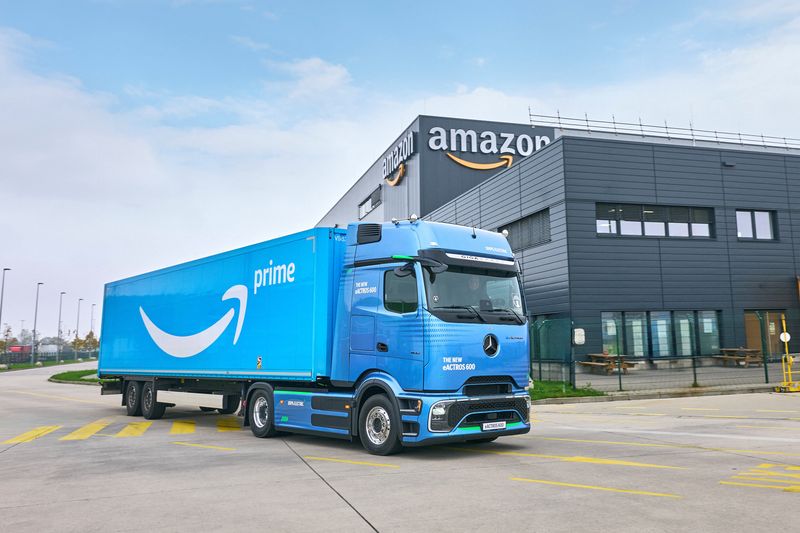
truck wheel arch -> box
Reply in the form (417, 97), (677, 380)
(351, 378), (401, 437)
(243, 382), (274, 428)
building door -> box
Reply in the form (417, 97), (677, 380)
(744, 310), (783, 356)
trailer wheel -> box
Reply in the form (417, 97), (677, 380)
(219, 395), (241, 415)
(358, 394), (402, 456)
(141, 382), (166, 420)
(125, 381), (143, 416)
(248, 389), (277, 438)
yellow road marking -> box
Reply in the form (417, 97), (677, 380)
(756, 410), (798, 414)
(216, 417), (240, 432)
(511, 477), (681, 498)
(170, 420), (196, 434)
(749, 469), (800, 479)
(3, 425), (62, 444)
(681, 408), (720, 411)
(732, 476), (799, 484)
(115, 421), (152, 438)
(304, 456), (400, 469)
(736, 425), (800, 431)
(529, 436), (800, 457)
(445, 446), (683, 469)
(720, 481), (800, 492)
(8, 390), (107, 405)
(60, 419), (113, 441)
(172, 441), (235, 451)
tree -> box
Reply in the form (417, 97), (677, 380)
(18, 329), (32, 345)
(82, 331), (99, 351)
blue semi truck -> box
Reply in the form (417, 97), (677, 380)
(99, 219), (531, 454)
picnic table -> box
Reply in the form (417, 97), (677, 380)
(577, 353), (636, 375)
(713, 348), (764, 368)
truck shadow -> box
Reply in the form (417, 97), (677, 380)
(278, 432), (529, 461)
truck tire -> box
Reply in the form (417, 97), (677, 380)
(358, 394), (402, 456)
(125, 381), (143, 416)
(219, 395), (241, 415)
(248, 389), (277, 438)
(141, 381), (166, 420)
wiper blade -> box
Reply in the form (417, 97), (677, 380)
(466, 305), (488, 323)
(433, 305), (486, 322)
(489, 307), (525, 324)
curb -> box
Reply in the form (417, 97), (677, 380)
(48, 377), (101, 386)
(532, 384), (776, 405)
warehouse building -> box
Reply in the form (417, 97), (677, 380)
(318, 115), (800, 363)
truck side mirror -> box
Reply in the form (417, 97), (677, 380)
(573, 328), (586, 346)
(393, 263), (414, 277)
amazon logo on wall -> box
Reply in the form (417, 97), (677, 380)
(427, 127), (551, 170)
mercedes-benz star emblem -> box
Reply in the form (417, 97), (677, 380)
(483, 334), (499, 356)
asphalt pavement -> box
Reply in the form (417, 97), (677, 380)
(1, 363), (799, 532)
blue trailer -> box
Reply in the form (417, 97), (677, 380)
(99, 219), (531, 454)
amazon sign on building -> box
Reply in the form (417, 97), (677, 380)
(318, 116), (554, 226)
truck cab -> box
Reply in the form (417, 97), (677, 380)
(329, 219), (531, 451)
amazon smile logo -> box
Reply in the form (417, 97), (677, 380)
(428, 126), (551, 171)
(139, 285), (248, 358)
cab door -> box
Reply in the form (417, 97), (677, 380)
(375, 264), (424, 391)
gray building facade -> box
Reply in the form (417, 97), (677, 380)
(319, 115), (800, 362)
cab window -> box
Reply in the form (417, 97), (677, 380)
(384, 270), (418, 314)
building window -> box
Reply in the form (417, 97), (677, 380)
(650, 311), (673, 357)
(499, 209), (550, 251)
(600, 310), (720, 357)
(601, 312), (623, 355)
(736, 210), (775, 240)
(383, 270), (418, 314)
(596, 203), (713, 238)
(358, 186), (382, 220)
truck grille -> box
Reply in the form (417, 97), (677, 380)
(447, 397), (529, 427)
(463, 375), (514, 396)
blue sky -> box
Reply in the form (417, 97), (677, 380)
(1, 0), (799, 338)
(1, 0), (787, 122)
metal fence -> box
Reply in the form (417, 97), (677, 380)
(530, 317), (785, 392)
(0, 350), (99, 366)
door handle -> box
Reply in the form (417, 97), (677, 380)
(376, 342), (388, 352)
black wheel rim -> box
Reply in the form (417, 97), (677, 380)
(143, 388), (152, 412)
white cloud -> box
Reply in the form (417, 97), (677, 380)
(230, 35), (270, 52)
(2, 11), (799, 339)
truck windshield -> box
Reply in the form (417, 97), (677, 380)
(422, 265), (526, 325)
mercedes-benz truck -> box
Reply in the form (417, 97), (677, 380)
(99, 219), (531, 454)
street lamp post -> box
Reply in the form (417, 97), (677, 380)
(57, 291), (66, 362)
(75, 298), (83, 356)
(0, 268), (9, 354)
(31, 282), (43, 364)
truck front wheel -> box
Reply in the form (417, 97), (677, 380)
(125, 381), (142, 416)
(248, 389), (277, 438)
(358, 395), (402, 455)
(141, 382), (166, 420)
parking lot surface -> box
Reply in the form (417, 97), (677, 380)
(2, 363), (798, 532)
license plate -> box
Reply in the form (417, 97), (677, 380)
(482, 421), (506, 431)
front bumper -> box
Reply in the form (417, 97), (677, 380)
(398, 392), (531, 446)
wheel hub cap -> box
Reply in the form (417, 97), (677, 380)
(253, 397), (268, 429)
(366, 406), (391, 446)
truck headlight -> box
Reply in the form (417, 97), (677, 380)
(429, 400), (454, 432)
